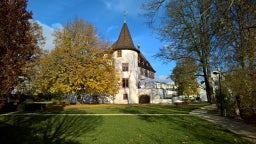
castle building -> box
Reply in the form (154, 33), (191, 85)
(110, 21), (172, 104)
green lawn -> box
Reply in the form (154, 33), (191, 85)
(0, 103), (252, 144)
(51, 102), (209, 114)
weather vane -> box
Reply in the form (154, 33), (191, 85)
(124, 10), (127, 23)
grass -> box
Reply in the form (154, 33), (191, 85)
(46, 102), (209, 114)
(0, 103), (252, 144)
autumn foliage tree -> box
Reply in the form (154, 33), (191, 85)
(33, 18), (120, 100)
(0, 0), (44, 102)
(215, 1), (256, 121)
(171, 58), (198, 98)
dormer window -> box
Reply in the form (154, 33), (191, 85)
(117, 50), (122, 57)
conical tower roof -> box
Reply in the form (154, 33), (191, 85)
(110, 22), (156, 73)
(111, 22), (139, 52)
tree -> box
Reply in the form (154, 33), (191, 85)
(143, 0), (256, 119)
(0, 0), (44, 101)
(142, 0), (217, 103)
(171, 58), (198, 97)
(215, 0), (256, 121)
(33, 18), (120, 101)
(213, 0), (256, 70)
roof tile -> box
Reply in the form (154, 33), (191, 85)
(112, 23), (138, 52)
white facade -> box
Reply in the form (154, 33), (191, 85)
(197, 72), (221, 102)
(113, 50), (139, 103)
(138, 88), (172, 104)
(110, 22), (170, 104)
(155, 82), (177, 98)
(112, 49), (163, 104)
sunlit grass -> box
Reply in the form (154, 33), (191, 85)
(61, 102), (209, 114)
(0, 103), (252, 144)
(79, 115), (249, 144)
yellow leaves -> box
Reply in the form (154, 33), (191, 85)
(172, 58), (198, 96)
(32, 18), (120, 96)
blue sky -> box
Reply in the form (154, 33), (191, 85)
(27, 0), (175, 83)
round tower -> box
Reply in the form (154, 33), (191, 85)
(111, 22), (140, 104)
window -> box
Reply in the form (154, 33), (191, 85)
(122, 63), (129, 71)
(145, 69), (148, 77)
(140, 68), (144, 76)
(117, 50), (122, 57)
(122, 78), (129, 88)
(149, 72), (155, 79)
(123, 94), (128, 100)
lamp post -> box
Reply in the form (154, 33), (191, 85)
(213, 70), (224, 116)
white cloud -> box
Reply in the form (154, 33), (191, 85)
(35, 21), (62, 51)
(106, 25), (118, 33)
(156, 75), (172, 83)
(51, 23), (62, 29)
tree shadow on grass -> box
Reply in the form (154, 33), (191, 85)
(137, 115), (252, 144)
(118, 105), (251, 144)
(0, 114), (102, 144)
(118, 104), (202, 114)
(118, 105), (166, 114)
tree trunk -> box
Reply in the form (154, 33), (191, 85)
(203, 66), (212, 103)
